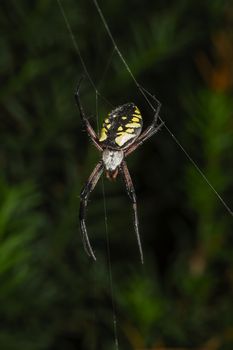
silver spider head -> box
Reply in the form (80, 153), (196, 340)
(102, 149), (124, 180)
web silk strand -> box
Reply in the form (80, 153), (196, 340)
(57, 1), (120, 349)
(92, 0), (233, 217)
(96, 93), (119, 350)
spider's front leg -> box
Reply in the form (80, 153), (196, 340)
(75, 77), (103, 151)
(125, 102), (164, 157)
(79, 161), (104, 260)
(120, 160), (144, 264)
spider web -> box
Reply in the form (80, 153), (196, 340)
(57, 0), (232, 218)
(57, 0), (232, 348)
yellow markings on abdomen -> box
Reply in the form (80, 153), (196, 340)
(99, 105), (142, 145)
(126, 128), (134, 133)
(125, 122), (141, 128)
(115, 133), (135, 147)
(99, 128), (107, 142)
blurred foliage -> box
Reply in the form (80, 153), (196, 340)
(0, 0), (233, 349)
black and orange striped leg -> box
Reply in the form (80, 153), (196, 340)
(79, 161), (104, 260)
(120, 161), (144, 264)
(75, 77), (103, 151)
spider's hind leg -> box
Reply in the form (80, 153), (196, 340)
(120, 161), (144, 264)
(79, 161), (104, 260)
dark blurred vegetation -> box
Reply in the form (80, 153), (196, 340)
(1, 0), (233, 349)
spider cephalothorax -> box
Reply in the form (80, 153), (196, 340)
(76, 78), (163, 263)
(102, 149), (124, 180)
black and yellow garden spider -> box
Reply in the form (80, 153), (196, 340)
(76, 78), (163, 263)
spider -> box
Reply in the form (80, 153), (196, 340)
(76, 78), (163, 263)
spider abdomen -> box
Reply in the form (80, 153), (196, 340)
(99, 102), (143, 149)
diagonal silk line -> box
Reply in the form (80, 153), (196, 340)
(92, 0), (232, 217)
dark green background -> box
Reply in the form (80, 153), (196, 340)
(1, 0), (233, 349)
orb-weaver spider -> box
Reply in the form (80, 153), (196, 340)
(76, 78), (163, 263)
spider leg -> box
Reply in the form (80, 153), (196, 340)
(80, 161), (104, 260)
(120, 161), (144, 264)
(75, 77), (102, 151)
(125, 103), (164, 157)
